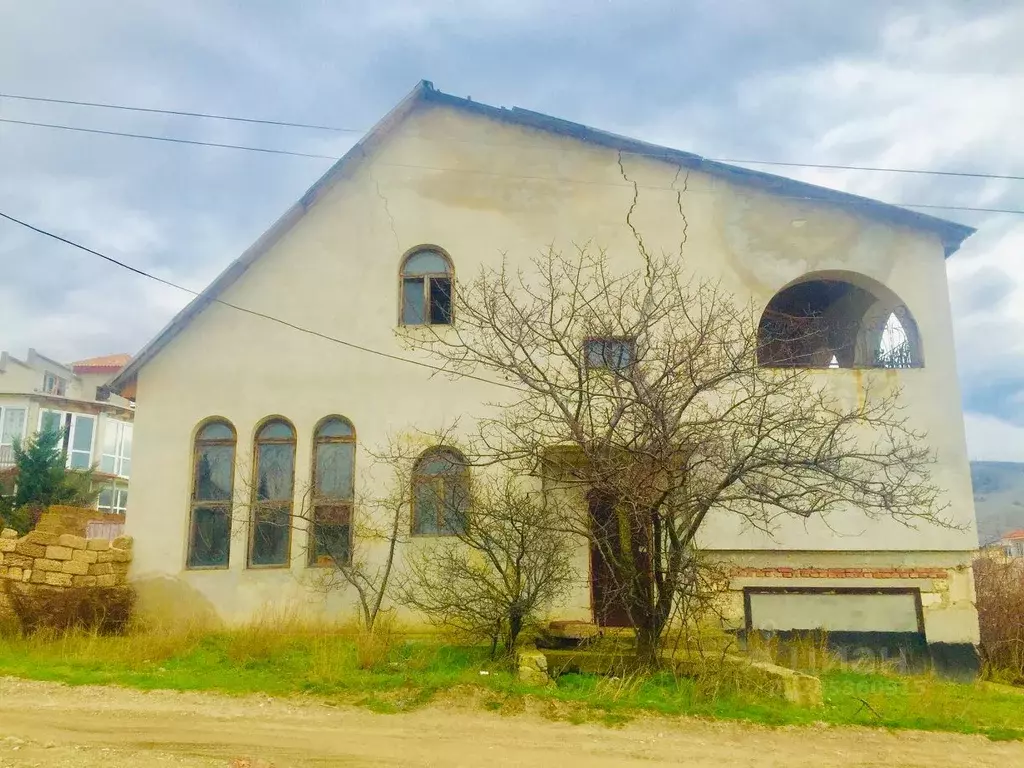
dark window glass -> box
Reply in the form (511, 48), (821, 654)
(430, 277), (452, 324)
(584, 338), (635, 371)
(187, 420), (235, 569)
(400, 250), (452, 326)
(250, 420), (295, 567)
(310, 417), (355, 566)
(189, 506), (231, 568)
(412, 447), (468, 536)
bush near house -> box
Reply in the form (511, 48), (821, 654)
(975, 556), (1024, 683)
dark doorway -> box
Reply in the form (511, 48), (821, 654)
(588, 491), (633, 627)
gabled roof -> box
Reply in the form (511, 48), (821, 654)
(1002, 530), (1024, 541)
(109, 80), (976, 395)
(71, 353), (131, 374)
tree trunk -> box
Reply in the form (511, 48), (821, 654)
(635, 621), (662, 668)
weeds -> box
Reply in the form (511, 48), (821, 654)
(0, 620), (1021, 740)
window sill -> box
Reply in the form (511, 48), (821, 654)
(245, 562), (292, 570)
(185, 564), (229, 572)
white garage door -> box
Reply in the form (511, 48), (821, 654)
(747, 590), (921, 633)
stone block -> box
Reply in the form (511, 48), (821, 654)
(0, 528), (18, 539)
(5, 554), (33, 569)
(89, 562), (113, 576)
(72, 575), (98, 587)
(95, 574), (116, 587)
(58, 534), (88, 550)
(22, 569), (31, 582)
(110, 548), (132, 563)
(45, 545), (73, 561)
(44, 571), (73, 587)
(111, 535), (133, 550)
(96, 551), (114, 563)
(35, 559), (63, 573)
(62, 559), (90, 576)
(517, 648), (550, 685)
(25, 531), (59, 546)
(0, 539), (16, 553)
(30, 570), (47, 584)
(14, 541), (46, 558)
(72, 549), (98, 564)
(0, 565), (7, 577)
(8, 567), (22, 581)
(86, 539), (110, 552)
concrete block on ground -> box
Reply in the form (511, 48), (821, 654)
(0, 539), (16, 553)
(111, 535), (133, 550)
(0, 529), (18, 539)
(517, 648), (551, 685)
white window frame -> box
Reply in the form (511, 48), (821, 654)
(97, 483), (128, 515)
(42, 372), (68, 396)
(38, 409), (96, 469)
(0, 405), (28, 446)
(101, 420), (132, 477)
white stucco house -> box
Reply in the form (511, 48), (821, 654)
(1, 349), (134, 517)
(109, 81), (981, 675)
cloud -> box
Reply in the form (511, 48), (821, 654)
(964, 413), (1024, 462)
(1, 1), (1023, 463)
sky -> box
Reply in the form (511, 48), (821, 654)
(1, 1), (1022, 460)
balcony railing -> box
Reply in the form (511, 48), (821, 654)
(0, 444), (13, 469)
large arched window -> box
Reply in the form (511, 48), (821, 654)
(249, 419), (296, 567)
(187, 419), (236, 569)
(757, 274), (922, 369)
(309, 416), (356, 566)
(411, 447), (469, 536)
(400, 248), (453, 326)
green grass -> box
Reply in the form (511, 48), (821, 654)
(0, 628), (1021, 740)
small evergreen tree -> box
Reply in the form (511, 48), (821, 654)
(0, 429), (97, 534)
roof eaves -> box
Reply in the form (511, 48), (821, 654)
(421, 89), (975, 257)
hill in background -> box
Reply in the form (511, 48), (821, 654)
(970, 461), (1024, 546)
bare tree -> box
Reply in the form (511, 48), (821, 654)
(403, 245), (950, 666)
(396, 471), (577, 656)
(234, 435), (426, 633)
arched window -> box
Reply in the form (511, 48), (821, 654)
(309, 417), (356, 566)
(400, 248), (453, 326)
(757, 274), (922, 369)
(412, 447), (469, 535)
(187, 420), (236, 569)
(249, 419), (296, 567)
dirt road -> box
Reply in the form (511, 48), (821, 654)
(0, 678), (1021, 768)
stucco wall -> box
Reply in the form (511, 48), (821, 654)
(124, 101), (977, 626)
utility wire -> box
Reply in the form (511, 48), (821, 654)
(1, 116), (1021, 216)
(0, 92), (362, 133)
(2, 90), (1022, 183)
(0, 210), (527, 394)
(0, 117), (339, 160)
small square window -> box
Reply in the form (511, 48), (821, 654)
(584, 338), (635, 371)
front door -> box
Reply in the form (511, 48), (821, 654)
(588, 491), (632, 627)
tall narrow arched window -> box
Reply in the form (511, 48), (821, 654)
(411, 447), (469, 536)
(249, 419), (296, 567)
(187, 420), (236, 569)
(400, 248), (453, 326)
(309, 417), (356, 566)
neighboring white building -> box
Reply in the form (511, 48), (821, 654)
(0, 349), (134, 514)
(110, 82), (981, 675)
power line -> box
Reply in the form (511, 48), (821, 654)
(3, 90), (1023, 183)
(0, 92), (362, 133)
(0, 117), (339, 160)
(0, 210), (526, 394)
(3, 115), (1021, 217)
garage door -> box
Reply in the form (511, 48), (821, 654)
(745, 588), (923, 634)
